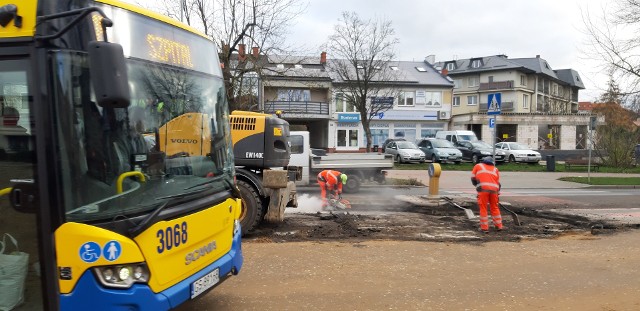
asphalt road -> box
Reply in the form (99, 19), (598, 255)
(173, 171), (640, 311)
(177, 231), (640, 311)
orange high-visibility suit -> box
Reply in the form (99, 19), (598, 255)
(471, 160), (503, 232)
(317, 170), (344, 207)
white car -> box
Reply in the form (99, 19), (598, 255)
(495, 142), (541, 163)
(385, 140), (426, 164)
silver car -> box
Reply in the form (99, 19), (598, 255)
(417, 138), (463, 164)
(495, 142), (542, 163)
(385, 140), (426, 164)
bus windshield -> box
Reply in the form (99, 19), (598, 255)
(52, 52), (235, 222)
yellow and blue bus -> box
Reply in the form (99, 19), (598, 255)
(0, 0), (243, 310)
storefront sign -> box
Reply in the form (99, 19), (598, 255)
(338, 113), (360, 123)
(371, 110), (438, 121)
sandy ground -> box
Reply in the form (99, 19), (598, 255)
(178, 230), (640, 311)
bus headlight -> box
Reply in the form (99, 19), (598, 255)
(93, 263), (150, 288)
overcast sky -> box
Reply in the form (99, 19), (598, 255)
(127, 0), (610, 101)
(285, 0), (612, 101)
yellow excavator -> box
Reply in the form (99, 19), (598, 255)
(154, 110), (299, 235)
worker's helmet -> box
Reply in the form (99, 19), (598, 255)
(340, 173), (348, 184)
(481, 156), (495, 165)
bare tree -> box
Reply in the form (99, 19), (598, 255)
(326, 11), (399, 152)
(142, 0), (305, 112)
(582, 0), (640, 99)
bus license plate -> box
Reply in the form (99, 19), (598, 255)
(191, 268), (219, 299)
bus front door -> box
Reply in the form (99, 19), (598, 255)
(0, 58), (48, 310)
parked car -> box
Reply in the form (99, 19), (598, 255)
(384, 140), (425, 163)
(455, 140), (506, 163)
(380, 138), (405, 153)
(495, 142), (542, 163)
(435, 130), (478, 144)
(417, 138), (462, 164)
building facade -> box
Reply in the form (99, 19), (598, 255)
(434, 54), (589, 150)
(327, 60), (454, 152)
(256, 53), (589, 152)
(260, 54), (454, 152)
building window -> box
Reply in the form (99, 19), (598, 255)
(393, 127), (417, 142)
(467, 95), (478, 106)
(398, 91), (415, 106)
(446, 62), (455, 71)
(415, 67), (427, 72)
(520, 75), (527, 86)
(420, 126), (444, 139)
(522, 94), (529, 109)
(336, 93), (356, 112)
(453, 96), (460, 107)
(453, 79), (461, 88)
(425, 92), (442, 106)
(365, 128), (389, 147)
(471, 59), (482, 68)
(277, 89), (310, 101)
(468, 76), (479, 87)
(488, 76), (494, 83)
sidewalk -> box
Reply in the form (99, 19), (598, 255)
(385, 169), (640, 189)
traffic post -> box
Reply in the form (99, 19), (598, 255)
(487, 93), (501, 160)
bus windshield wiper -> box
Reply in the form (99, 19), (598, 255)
(128, 200), (168, 237)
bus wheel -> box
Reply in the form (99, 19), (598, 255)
(237, 180), (263, 236)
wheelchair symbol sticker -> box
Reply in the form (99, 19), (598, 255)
(79, 242), (101, 263)
(102, 240), (122, 262)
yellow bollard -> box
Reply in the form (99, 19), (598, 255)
(428, 163), (442, 197)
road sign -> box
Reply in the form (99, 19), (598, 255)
(487, 93), (502, 115)
(489, 117), (496, 128)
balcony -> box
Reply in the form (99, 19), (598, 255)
(479, 101), (514, 112)
(264, 101), (330, 118)
(478, 80), (514, 91)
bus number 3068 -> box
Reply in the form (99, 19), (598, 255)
(157, 221), (188, 253)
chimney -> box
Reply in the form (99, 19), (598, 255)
(536, 55), (540, 58)
(238, 44), (246, 61)
(425, 55), (435, 65)
(252, 47), (259, 58)
(441, 68), (448, 76)
(320, 51), (327, 64)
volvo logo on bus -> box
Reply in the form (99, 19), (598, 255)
(171, 139), (198, 144)
(185, 240), (217, 265)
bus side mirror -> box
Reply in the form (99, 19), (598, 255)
(88, 41), (130, 108)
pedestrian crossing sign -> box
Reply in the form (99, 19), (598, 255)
(487, 93), (501, 115)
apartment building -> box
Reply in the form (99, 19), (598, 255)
(434, 54), (588, 150)
(259, 53), (454, 152)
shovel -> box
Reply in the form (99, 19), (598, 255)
(442, 196), (476, 219)
(499, 202), (521, 226)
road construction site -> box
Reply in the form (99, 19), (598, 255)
(241, 170), (640, 243)
(177, 169), (640, 311)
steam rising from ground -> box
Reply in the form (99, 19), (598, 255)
(286, 193), (325, 213)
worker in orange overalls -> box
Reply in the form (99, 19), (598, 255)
(317, 170), (348, 208)
(471, 156), (503, 233)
